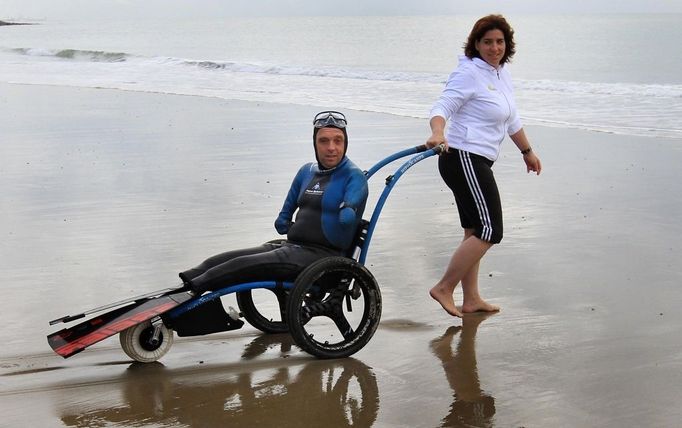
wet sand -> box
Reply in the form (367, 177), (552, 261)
(1, 83), (681, 427)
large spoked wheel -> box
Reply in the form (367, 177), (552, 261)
(287, 257), (381, 359)
(120, 320), (174, 363)
(236, 288), (289, 334)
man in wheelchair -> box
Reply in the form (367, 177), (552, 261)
(179, 111), (369, 296)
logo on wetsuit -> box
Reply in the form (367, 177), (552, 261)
(306, 181), (324, 196)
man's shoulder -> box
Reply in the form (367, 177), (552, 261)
(343, 157), (361, 170)
(296, 162), (316, 174)
(340, 158), (367, 179)
(290, 162), (317, 186)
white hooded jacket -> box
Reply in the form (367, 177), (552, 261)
(430, 55), (522, 161)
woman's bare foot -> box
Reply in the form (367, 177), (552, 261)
(461, 299), (500, 314)
(429, 286), (463, 317)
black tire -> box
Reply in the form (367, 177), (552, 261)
(286, 257), (381, 359)
(236, 288), (289, 334)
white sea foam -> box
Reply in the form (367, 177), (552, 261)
(10, 47), (129, 62)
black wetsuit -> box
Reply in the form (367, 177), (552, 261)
(181, 156), (368, 294)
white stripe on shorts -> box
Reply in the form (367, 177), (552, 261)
(458, 151), (493, 241)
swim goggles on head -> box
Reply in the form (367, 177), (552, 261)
(313, 111), (347, 129)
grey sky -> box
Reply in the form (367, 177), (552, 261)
(3, 0), (681, 21)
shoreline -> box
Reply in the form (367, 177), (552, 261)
(2, 82), (681, 427)
(7, 81), (681, 144)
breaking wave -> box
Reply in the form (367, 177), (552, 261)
(11, 47), (129, 62)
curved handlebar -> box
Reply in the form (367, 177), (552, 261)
(414, 143), (446, 154)
(365, 144), (445, 180)
(358, 144), (444, 264)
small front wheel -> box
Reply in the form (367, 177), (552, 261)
(287, 257), (381, 359)
(120, 320), (174, 363)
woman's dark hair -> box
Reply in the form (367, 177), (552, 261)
(463, 14), (516, 65)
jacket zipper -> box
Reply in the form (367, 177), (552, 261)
(496, 67), (512, 144)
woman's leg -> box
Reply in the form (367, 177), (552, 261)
(429, 230), (493, 317)
(433, 150), (502, 317)
(458, 230), (500, 314)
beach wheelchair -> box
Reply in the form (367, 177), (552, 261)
(47, 144), (444, 361)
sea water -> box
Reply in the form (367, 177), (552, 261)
(1, 14), (681, 139)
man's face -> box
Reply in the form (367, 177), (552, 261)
(315, 127), (345, 169)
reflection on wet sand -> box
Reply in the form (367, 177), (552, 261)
(59, 334), (379, 427)
(430, 313), (496, 428)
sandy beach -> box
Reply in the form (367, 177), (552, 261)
(1, 82), (681, 427)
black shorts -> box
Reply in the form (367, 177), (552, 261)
(438, 149), (503, 244)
